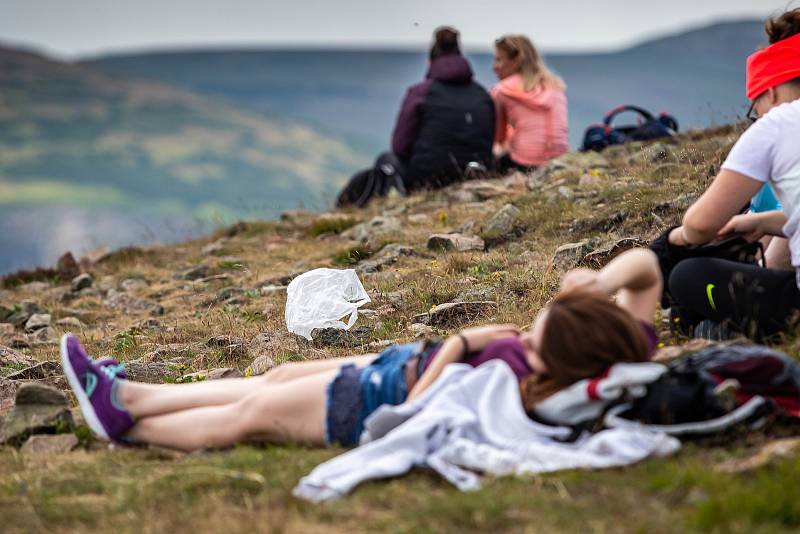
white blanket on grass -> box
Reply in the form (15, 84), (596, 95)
(293, 361), (680, 502)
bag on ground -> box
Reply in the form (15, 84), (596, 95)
(285, 268), (370, 340)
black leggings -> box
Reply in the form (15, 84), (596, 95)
(668, 258), (800, 339)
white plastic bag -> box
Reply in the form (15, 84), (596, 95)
(285, 268), (371, 340)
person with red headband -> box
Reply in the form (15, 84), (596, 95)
(666, 9), (800, 341)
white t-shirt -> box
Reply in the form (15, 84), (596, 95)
(722, 99), (800, 279)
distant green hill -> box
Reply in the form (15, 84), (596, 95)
(0, 46), (369, 214)
(0, 46), (370, 273)
(86, 19), (766, 151)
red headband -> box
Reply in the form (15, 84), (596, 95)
(746, 33), (800, 100)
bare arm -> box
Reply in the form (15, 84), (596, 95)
(561, 248), (662, 324)
(406, 324), (520, 401)
(670, 169), (764, 246)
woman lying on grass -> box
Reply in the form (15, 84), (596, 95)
(62, 248), (662, 452)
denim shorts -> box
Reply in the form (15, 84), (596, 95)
(324, 342), (421, 447)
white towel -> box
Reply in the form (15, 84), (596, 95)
(294, 361), (680, 502)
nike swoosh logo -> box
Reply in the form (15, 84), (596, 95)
(706, 283), (717, 311)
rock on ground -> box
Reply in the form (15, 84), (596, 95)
(427, 233), (485, 252)
(21, 434), (79, 456)
(341, 216), (402, 246)
(415, 301), (497, 327)
(482, 204), (522, 243)
(246, 355), (277, 376)
(552, 241), (594, 272)
(25, 313), (51, 332)
(104, 291), (164, 316)
(356, 243), (415, 274)
(0, 345), (35, 367)
(70, 273), (93, 292)
(0, 383), (73, 446)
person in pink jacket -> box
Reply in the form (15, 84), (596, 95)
(491, 35), (569, 173)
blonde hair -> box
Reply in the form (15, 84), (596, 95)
(495, 35), (566, 92)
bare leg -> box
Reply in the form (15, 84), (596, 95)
(121, 353), (378, 418)
(125, 369), (334, 451)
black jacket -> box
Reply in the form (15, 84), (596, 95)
(391, 54), (494, 189)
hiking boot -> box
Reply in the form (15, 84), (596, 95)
(693, 320), (736, 341)
(60, 334), (133, 441)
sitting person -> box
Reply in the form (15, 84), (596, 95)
(491, 35), (568, 174)
(62, 248), (661, 451)
(336, 27), (495, 207)
(666, 8), (800, 340)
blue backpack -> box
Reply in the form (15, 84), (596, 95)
(582, 105), (678, 152)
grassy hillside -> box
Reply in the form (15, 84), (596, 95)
(0, 46), (370, 273)
(87, 20), (765, 152)
(3, 123), (800, 532)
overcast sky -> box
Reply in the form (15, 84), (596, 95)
(0, 0), (793, 59)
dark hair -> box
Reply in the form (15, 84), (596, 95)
(520, 290), (650, 410)
(430, 26), (461, 60)
(766, 8), (800, 44)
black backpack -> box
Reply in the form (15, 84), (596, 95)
(582, 105), (678, 152)
(336, 164), (407, 209)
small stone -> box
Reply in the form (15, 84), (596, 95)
(417, 301), (498, 327)
(427, 233), (485, 252)
(55, 317), (85, 329)
(30, 326), (57, 343)
(0, 345), (35, 367)
(557, 186), (574, 199)
(7, 301), (45, 328)
(25, 314), (51, 332)
(408, 323), (433, 337)
(177, 265), (210, 281)
(455, 286), (496, 303)
(70, 273), (93, 292)
(123, 361), (179, 383)
(460, 180), (513, 200)
(246, 355), (277, 376)
(21, 434), (78, 456)
(552, 241), (593, 271)
(482, 204), (522, 242)
(136, 318), (162, 330)
(104, 291), (164, 316)
(309, 326), (372, 346)
(341, 216), (402, 246)
(356, 243), (415, 274)
(0, 383), (73, 445)
(207, 367), (244, 380)
(120, 278), (149, 292)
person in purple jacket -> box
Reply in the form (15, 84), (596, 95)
(336, 27), (495, 207)
(61, 248), (662, 451)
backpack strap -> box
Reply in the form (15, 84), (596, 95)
(603, 396), (771, 436)
(603, 105), (655, 127)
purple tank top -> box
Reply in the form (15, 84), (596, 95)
(421, 322), (658, 381)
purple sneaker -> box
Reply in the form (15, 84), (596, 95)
(60, 334), (134, 441)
